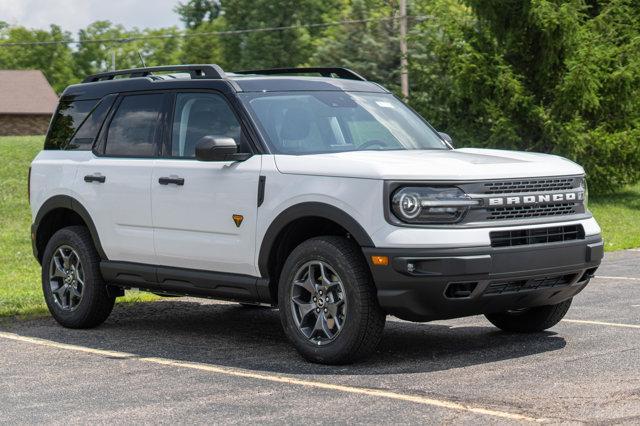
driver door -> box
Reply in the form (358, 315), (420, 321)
(151, 91), (261, 276)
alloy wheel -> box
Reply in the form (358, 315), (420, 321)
(290, 260), (347, 345)
(49, 245), (85, 311)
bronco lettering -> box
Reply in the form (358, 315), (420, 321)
(488, 192), (583, 206)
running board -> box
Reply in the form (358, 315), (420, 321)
(100, 261), (272, 304)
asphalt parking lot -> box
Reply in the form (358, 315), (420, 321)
(1, 250), (639, 424)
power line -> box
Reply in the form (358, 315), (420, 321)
(0, 15), (428, 47)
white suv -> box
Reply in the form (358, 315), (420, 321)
(30, 65), (603, 364)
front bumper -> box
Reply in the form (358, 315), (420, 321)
(363, 235), (604, 322)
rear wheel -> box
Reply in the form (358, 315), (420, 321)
(42, 226), (115, 328)
(278, 236), (385, 364)
(485, 298), (572, 333)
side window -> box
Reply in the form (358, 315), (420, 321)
(171, 92), (242, 158)
(246, 96), (328, 153)
(104, 94), (164, 157)
(67, 95), (117, 151)
(44, 99), (98, 150)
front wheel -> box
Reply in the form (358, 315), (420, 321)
(42, 226), (115, 328)
(485, 298), (572, 333)
(278, 236), (385, 364)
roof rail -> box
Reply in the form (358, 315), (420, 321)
(82, 64), (226, 83)
(234, 67), (366, 81)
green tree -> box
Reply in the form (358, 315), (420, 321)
(179, 18), (227, 65)
(75, 21), (130, 75)
(219, 0), (339, 69)
(131, 27), (183, 67)
(408, 0), (640, 192)
(74, 21), (182, 76)
(310, 0), (400, 90)
(175, 0), (222, 29)
(0, 24), (77, 92)
(549, 0), (640, 191)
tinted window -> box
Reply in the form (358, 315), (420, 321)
(67, 95), (117, 151)
(44, 99), (98, 150)
(170, 93), (242, 158)
(105, 94), (164, 157)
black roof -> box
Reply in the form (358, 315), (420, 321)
(62, 65), (387, 100)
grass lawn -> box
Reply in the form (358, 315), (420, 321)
(589, 182), (640, 251)
(0, 135), (638, 317)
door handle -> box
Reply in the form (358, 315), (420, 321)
(84, 174), (106, 183)
(158, 176), (185, 186)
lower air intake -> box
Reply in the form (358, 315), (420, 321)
(490, 225), (585, 248)
(484, 273), (579, 295)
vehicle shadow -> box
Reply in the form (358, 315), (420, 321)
(1, 300), (566, 376)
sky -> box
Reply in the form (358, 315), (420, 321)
(0, 0), (183, 34)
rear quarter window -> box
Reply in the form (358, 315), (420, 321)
(44, 99), (98, 150)
(67, 95), (117, 151)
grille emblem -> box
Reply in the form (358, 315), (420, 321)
(487, 191), (583, 206)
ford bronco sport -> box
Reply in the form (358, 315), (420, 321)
(30, 65), (603, 364)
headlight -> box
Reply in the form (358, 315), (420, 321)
(391, 186), (480, 224)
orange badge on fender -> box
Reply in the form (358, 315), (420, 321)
(232, 214), (244, 227)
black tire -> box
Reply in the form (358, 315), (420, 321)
(485, 298), (572, 333)
(41, 226), (115, 328)
(278, 236), (385, 364)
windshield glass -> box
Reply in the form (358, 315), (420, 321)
(239, 91), (449, 154)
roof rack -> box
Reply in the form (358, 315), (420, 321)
(82, 64), (226, 83)
(234, 67), (366, 81)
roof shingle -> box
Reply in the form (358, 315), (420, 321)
(0, 70), (59, 115)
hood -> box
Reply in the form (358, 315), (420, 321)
(274, 148), (584, 181)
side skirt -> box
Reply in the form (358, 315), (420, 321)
(100, 261), (272, 304)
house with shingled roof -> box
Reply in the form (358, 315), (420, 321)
(0, 70), (58, 136)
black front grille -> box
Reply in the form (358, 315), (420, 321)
(484, 273), (578, 295)
(487, 203), (577, 221)
(490, 224), (585, 247)
(483, 177), (575, 194)
(448, 176), (586, 223)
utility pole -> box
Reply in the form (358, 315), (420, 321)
(111, 49), (116, 71)
(399, 0), (409, 100)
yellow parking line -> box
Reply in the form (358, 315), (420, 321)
(0, 331), (546, 423)
(562, 319), (640, 329)
(594, 276), (640, 282)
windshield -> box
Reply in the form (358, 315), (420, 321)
(239, 91), (449, 154)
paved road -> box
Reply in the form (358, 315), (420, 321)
(1, 250), (639, 424)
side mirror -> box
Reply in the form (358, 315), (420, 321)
(195, 136), (250, 162)
(438, 132), (453, 147)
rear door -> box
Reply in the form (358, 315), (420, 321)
(75, 92), (168, 264)
(151, 91), (261, 276)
